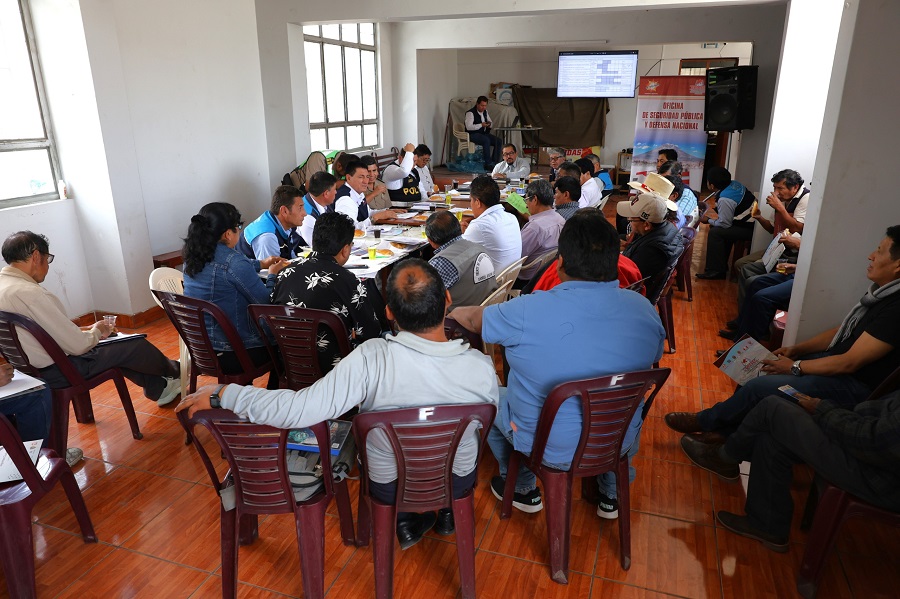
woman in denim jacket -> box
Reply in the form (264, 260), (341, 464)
(182, 202), (287, 388)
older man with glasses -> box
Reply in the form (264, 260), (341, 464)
(548, 147), (566, 183)
(517, 180), (565, 285)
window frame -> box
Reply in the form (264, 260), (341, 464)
(303, 23), (380, 154)
(0, 0), (63, 206)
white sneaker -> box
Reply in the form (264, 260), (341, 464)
(65, 447), (84, 467)
(156, 377), (182, 406)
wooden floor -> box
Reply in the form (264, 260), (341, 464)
(3, 215), (898, 598)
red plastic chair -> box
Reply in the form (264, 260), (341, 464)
(500, 369), (671, 583)
(248, 304), (351, 390)
(675, 227), (697, 301)
(247, 304), (357, 545)
(153, 291), (275, 394)
(0, 413), (96, 598)
(353, 403), (497, 599)
(797, 482), (900, 598)
(179, 409), (346, 599)
(0, 310), (142, 453)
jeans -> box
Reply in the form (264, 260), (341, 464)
(596, 409), (644, 499)
(703, 224), (753, 274)
(697, 353), (871, 435)
(732, 273), (793, 340)
(0, 388), (52, 446)
(468, 131), (502, 166)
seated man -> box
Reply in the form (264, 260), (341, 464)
(178, 259), (498, 550)
(574, 158), (602, 208)
(465, 95), (502, 170)
(299, 170), (337, 246)
(667, 226), (900, 438)
(617, 191), (684, 301)
(680, 389), (900, 552)
(553, 176), (581, 221)
(491, 144), (530, 180)
(0, 232), (180, 405)
(425, 211), (497, 308)
(720, 265), (796, 345)
(658, 167), (698, 228)
(547, 147), (566, 183)
(583, 152), (612, 191)
(449, 211), (664, 517)
(382, 142), (422, 204)
(359, 155), (392, 210)
(656, 148), (678, 171)
(272, 213), (384, 372)
(334, 160), (398, 228)
(238, 185), (307, 260)
(412, 144), (436, 198)
(696, 166), (757, 279)
(518, 180), (565, 284)
(461, 175), (522, 273)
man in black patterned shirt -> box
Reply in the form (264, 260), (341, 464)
(272, 212), (385, 372)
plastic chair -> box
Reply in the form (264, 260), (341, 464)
(152, 290), (275, 394)
(179, 409), (343, 599)
(0, 310), (142, 453)
(510, 250), (559, 299)
(500, 369), (671, 583)
(149, 267), (191, 398)
(655, 267), (679, 354)
(495, 257), (527, 289)
(353, 403), (497, 599)
(248, 304), (351, 391)
(796, 481), (900, 598)
(674, 227), (697, 301)
(623, 276), (650, 294)
(0, 413), (96, 599)
(453, 123), (474, 157)
(480, 280), (514, 308)
(444, 316), (484, 352)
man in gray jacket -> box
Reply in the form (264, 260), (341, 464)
(177, 259), (498, 550)
(425, 210), (498, 308)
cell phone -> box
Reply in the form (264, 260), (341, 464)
(777, 384), (814, 404)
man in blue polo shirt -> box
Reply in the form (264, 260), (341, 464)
(449, 211), (665, 517)
(238, 185), (307, 260)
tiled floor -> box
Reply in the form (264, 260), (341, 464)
(3, 223), (899, 598)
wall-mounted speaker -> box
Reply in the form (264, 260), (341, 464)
(704, 66), (758, 132)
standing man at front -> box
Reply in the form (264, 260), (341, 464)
(461, 175), (522, 273)
(465, 96), (502, 171)
(239, 185), (307, 260)
(450, 211), (665, 517)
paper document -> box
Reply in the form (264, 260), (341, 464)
(98, 333), (148, 345)
(0, 439), (42, 482)
(714, 334), (777, 386)
(0, 370), (45, 402)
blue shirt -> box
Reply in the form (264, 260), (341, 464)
(183, 243), (275, 352)
(676, 187), (698, 228)
(709, 180), (748, 228)
(482, 280), (665, 464)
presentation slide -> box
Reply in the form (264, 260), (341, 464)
(557, 51), (639, 98)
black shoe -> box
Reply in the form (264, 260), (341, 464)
(718, 328), (738, 341)
(696, 271), (726, 280)
(680, 434), (740, 481)
(396, 512), (437, 550)
(435, 508), (454, 535)
(490, 475), (543, 513)
(725, 319), (738, 330)
(664, 411), (703, 434)
(596, 490), (619, 520)
(716, 511), (789, 553)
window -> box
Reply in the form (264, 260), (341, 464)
(0, 0), (61, 204)
(679, 58), (739, 77)
(303, 23), (379, 153)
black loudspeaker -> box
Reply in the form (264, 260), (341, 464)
(704, 66), (758, 132)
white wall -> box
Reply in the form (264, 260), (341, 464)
(786, 0), (900, 342)
(416, 49), (458, 157)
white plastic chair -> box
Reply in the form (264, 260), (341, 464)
(495, 257), (527, 293)
(453, 123), (474, 156)
(148, 267), (190, 399)
(510, 249), (558, 298)
(479, 279), (514, 362)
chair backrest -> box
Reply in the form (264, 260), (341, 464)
(692, 201), (709, 230)
(179, 409), (336, 513)
(495, 256), (527, 287)
(352, 403), (496, 513)
(480, 280), (514, 307)
(248, 304), (351, 391)
(452, 122), (470, 141)
(0, 412), (53, 495)
(521, 249), (558, 276)
(149, 267), (184, 310)
(624, 276), (650, 293)
(676, 227), (697, 276)
(373, 147), (400, 176)
(152, 290), (257, 381)
(645, 262), (678, 306)
(0, 310), (86, 384)
(443, 316), (484, 352)
(528, 369), (670, 477)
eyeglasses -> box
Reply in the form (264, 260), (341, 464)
(237, 222), (244, 230)
(44, 253), (54, 264)
(502, 151), (516, 157)
(524, 194), (536, 202)
(549, 155), (564, 161)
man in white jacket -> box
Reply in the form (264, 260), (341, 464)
(178, 258), (498, 550)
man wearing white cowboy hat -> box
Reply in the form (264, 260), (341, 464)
(617, 186), (684, 301)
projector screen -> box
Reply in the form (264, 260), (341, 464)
(557, 50), (639, 98)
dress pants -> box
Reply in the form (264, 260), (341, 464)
(369, 470), (477, 524)
(703, 224), (754, 274)
(732, 273), (794, 340)
(0, 388), (52, 445)
(735, 252), (767, 309)
(39, 339), (178, 401)
(468, 131), (502, 167)
(724, 396), (900, 537)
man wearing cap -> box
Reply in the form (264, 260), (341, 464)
(617, 184), (684, 301)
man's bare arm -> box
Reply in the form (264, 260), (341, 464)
(447, 306), (485, 333)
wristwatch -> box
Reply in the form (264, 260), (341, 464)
(790, 360), (803, 376)
(209, 384), (226, 409)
